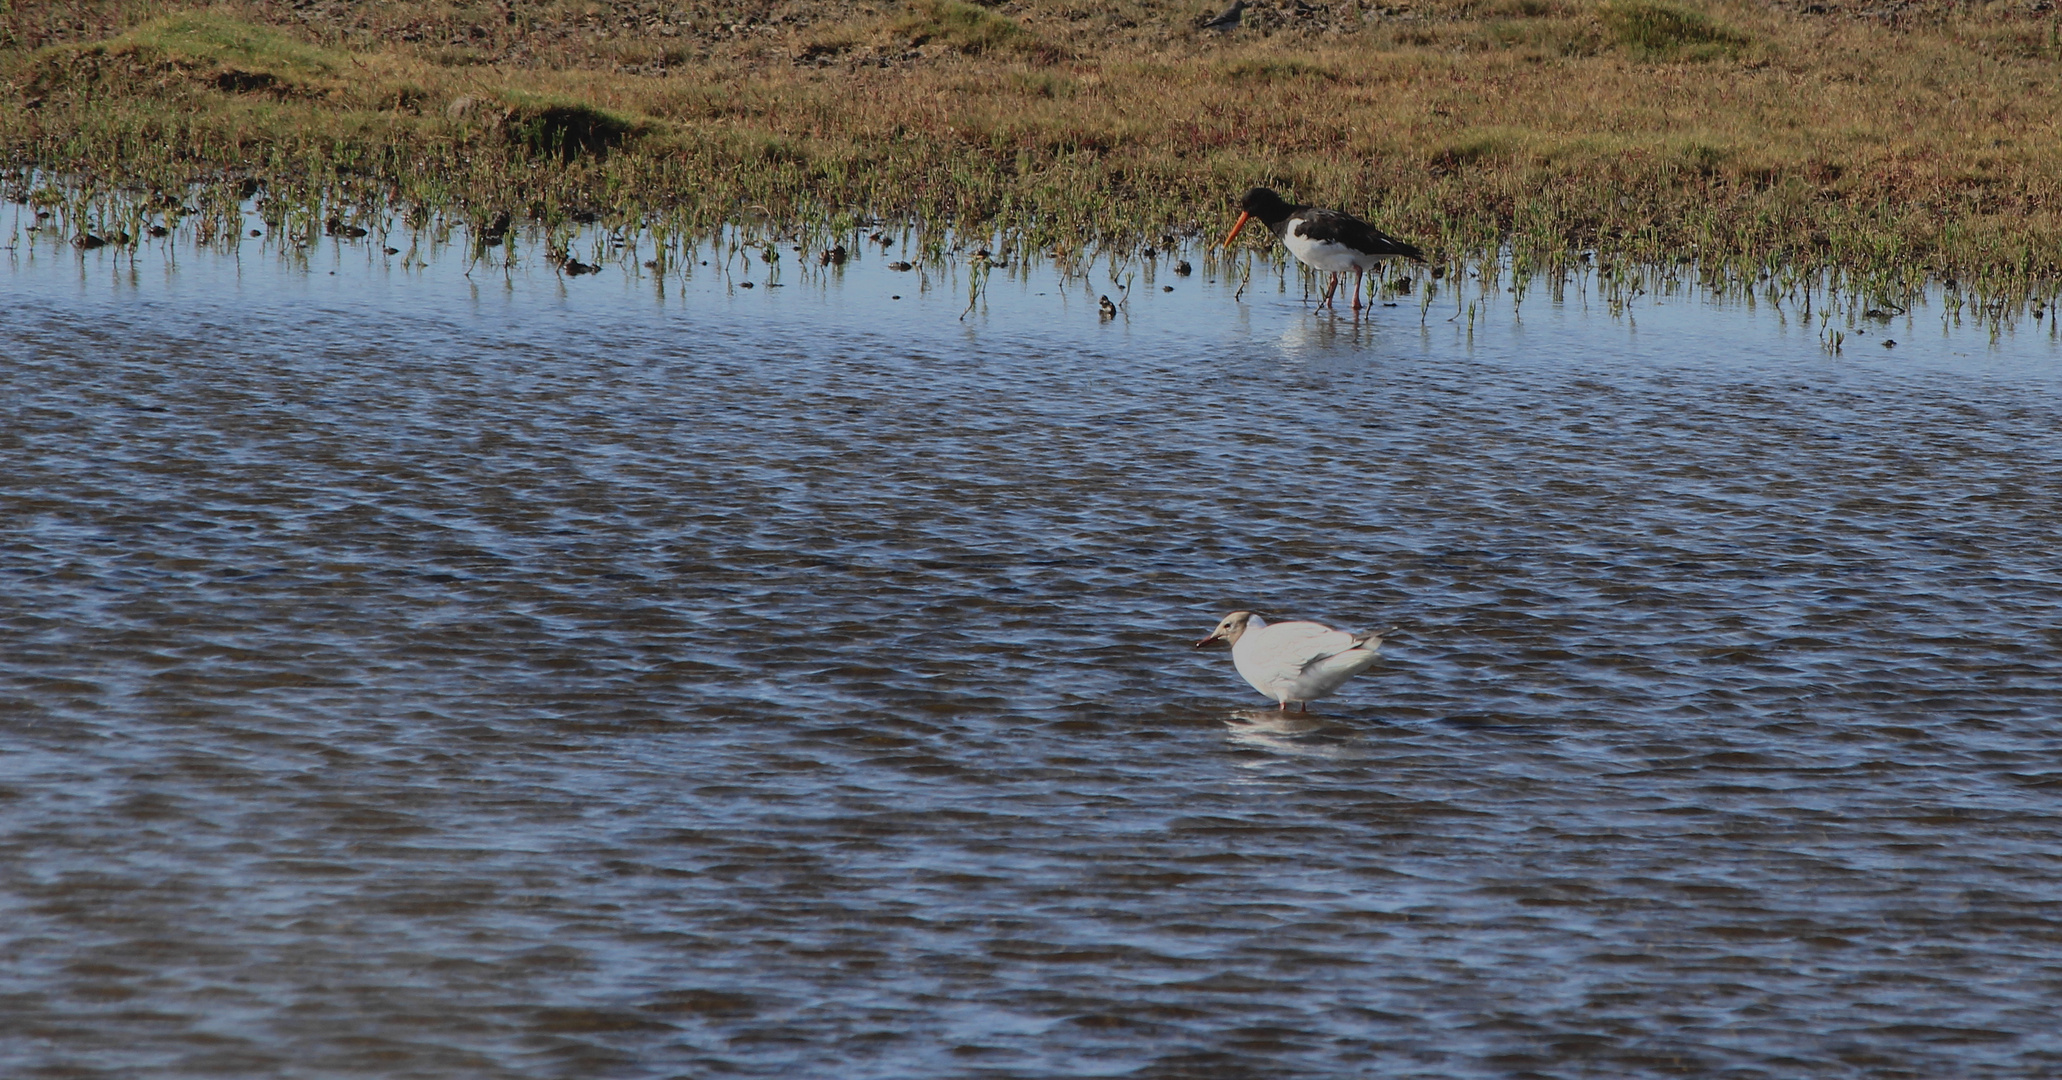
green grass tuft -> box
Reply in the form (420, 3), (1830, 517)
(1598, 0), (1749, 61)
(895, 0), (1057, 60)
(20, 11), (345, 97)
(499, 96), (639, 160)
(1219, 57), (1337, 83)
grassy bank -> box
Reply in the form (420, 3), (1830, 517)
(4, 0), (2061, 293)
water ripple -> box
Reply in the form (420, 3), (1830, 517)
(4, 245), (2062, 1077)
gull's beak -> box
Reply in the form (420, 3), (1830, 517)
(1220, 211), (1252, 250)
(1194, 630), (1225, 648)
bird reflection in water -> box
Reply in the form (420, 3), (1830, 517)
(1221, 709), (1360, 761)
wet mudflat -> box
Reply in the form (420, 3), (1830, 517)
(4, 232), (2062, 1078)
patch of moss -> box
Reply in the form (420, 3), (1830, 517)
(20, 12), (344, 97)
(895, 0), (1059, 60)
(1598, 0), (1749, 61)
(500, 97), (639, 159)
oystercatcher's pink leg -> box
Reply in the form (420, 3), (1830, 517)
(1352, 268), (1365, 314)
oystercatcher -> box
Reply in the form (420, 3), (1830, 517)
(1221, 187), (1425, 313)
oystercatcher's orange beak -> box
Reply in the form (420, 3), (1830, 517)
(1221, 210), (1252, 249)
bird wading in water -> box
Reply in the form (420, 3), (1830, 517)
(1221, 187), (1425, 314)
(1194, 611), (1393, 711)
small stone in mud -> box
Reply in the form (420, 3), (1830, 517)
(249, 229), (262, 237)
(891, 295), (901, 300)
(1162, 285), (1173, 292)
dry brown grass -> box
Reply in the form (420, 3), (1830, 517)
(4, 0), (2060, 287)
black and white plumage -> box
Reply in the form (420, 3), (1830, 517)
(1221, 186), (1425, 313)
(1200, 0), (1248, 31)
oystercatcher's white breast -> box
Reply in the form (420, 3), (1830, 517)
(1281, 217), (1382, 273)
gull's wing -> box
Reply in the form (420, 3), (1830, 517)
(1242, 621), (1366, 682)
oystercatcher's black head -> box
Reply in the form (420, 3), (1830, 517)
(1223, 187), (1300, 248)
(1235, 187), (1296, 225)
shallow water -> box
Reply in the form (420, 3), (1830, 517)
(5, 225), (2062, 1078)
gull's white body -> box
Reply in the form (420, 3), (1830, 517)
(1196, 611), (1388, 709)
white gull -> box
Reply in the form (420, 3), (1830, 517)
(1194, 610), (1391, 711)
